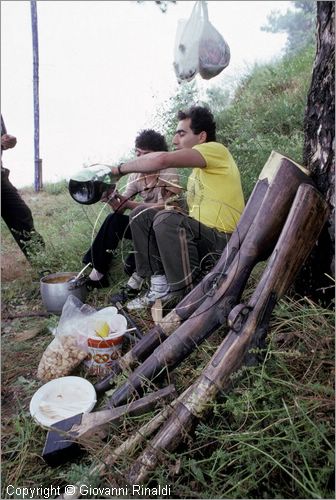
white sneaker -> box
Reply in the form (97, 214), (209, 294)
(126, 289), (176, 311)
(126, 274), (173, 311)
(127, 272), (144, 290)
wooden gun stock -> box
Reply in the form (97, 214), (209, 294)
(126, 183), (329, 484)
(108, 157), (313, 408)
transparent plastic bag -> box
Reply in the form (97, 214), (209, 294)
(173, 1), (205, 83)
(198, 11), (231, 80)
(173, 1), (230, 83)
(37, 296), (96, 381)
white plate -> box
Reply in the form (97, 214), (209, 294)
(95, 306), (117, 317)
(29, 376), (96, 428)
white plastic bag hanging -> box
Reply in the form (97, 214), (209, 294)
(198, 2), (231, 80)
(173, 1), (230, 83)
(173, 1), (205, 83)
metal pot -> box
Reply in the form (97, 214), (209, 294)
(40, 272), (88, 314)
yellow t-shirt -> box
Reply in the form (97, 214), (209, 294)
(187, 142), (244, 233)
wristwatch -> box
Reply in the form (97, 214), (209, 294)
(117, 163), (124, 175)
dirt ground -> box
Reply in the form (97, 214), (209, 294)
(1, 240), (48, 424)
(1, 248), (32, 283)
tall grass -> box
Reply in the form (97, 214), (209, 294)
(215, 46), (315, 198)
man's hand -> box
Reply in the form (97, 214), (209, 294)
(1, 134), (17, 150)
(100, 185), (116, 203)
(108, 192), (128, 212)
(110, 166), (121, 177)
(101, 189), (128, 213)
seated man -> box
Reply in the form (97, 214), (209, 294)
(81, 129), (181, 300)
(110, 106), (245, 310)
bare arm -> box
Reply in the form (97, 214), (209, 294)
(110, 149), (206, 177)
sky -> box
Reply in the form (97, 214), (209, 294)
(1, 0), (290, 188)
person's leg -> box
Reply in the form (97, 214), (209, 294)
(152, 210), (202, 295)
(1, 171), (44, 259)
(129, 205), (164, 278)
(153, 210), (230, 294)
(82, 212), (132, 275)
(197, 227), (231, 276)
(127, 210), (230, 310)
(110, 205), (159, 304)
(124, 206), (173, 309)
(126, 209), (202, 310)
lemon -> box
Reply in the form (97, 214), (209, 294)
(95, 321), (110, 338)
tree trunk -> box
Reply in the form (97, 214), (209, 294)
(296, 1), (335, 305)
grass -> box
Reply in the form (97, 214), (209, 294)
(1, 186), (334, 499)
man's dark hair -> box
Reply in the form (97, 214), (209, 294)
(177, 106), (216, 142)
(135, 129), (168, 152)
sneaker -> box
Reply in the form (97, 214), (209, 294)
(126, 274), (174, 311)
(110, 285), (141, 305)
(110, 272), (144, 305)
(127, 272), (144, 290)
(126, 288), (176, 311)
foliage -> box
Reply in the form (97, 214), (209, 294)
(214, 45), (315, 198)
(205, 85), (231, 115)
(261, 0), (316, 54)
(153, 80), (200, 145)
(2, 187), (334, 500)
(153, 80), (200, 188)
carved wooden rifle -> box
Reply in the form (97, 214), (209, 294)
(125, 183), (329, 484)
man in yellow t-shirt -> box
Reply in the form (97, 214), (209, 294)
(110, 106), (245, 310)
(187, 141), (244, 233)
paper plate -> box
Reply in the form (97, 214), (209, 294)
(29, 376), (96, 428)
(95, 306), (118, 317)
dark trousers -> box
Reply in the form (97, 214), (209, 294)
(1, 168), (44, 259)
(129, 207), (230, 295)
(82, 212), (135, 275)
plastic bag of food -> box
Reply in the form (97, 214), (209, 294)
(173, 1), (205, 83)
(198, 4), (230, 80)
(37, 296), (96, 381)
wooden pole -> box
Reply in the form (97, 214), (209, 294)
(30, 0), (42, 191)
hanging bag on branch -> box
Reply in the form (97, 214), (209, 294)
(198, 1), (231, 80)
(173, 1), (230, 83)
(173, 1), (205, 83)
